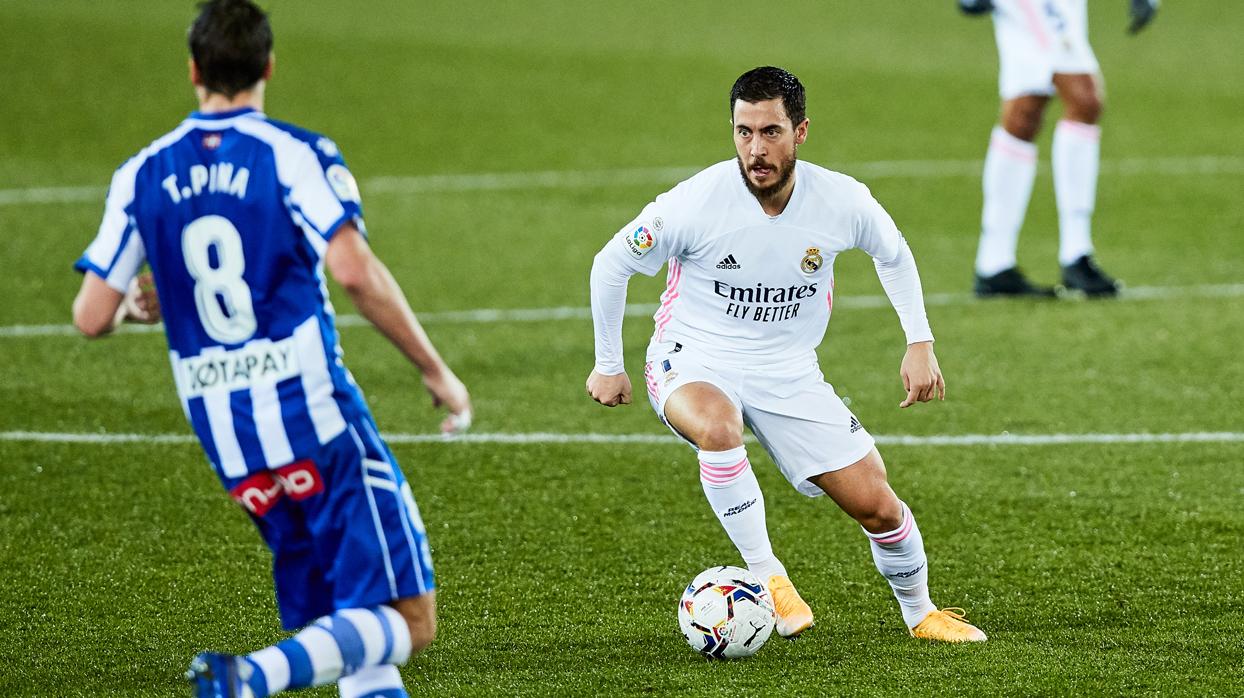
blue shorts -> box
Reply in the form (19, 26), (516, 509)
(220, 415), (435, 630)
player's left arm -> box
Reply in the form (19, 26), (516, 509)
(325, 222), (472, 434)
(72, 271), (161, 338)
(292, 138), (471, 433)
(851, 189), (945, 408)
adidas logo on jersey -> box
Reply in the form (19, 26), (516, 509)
(849, 416), (863, 434)
(716, 254), (741, 270)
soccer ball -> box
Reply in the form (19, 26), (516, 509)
(677, 566), (776, 659)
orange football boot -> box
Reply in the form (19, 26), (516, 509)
(767, 575), (815, 638)
(909, 608), (987, 643)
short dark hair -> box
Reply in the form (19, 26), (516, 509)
(188, 0), (273, 98)
(729, 67), (806, 127)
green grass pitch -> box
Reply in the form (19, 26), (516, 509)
(1, 1), (1242, 695)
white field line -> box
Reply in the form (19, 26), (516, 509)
(3, 282), (1243, 339)
(2, 429), (1242, 447)
(2, 156), (1242, 207)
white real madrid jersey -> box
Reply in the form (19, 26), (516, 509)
(591, 159), (933, 372)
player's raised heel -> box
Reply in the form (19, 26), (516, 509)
(766, 575), (815, 638)
(186, 652), (244, 698)
(909, 608), (987, 643)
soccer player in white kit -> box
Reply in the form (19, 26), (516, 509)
(587, 67), (986, 643)
(962, 0), (1157, 297)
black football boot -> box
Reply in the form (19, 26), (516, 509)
(1061, 255), (1120, 298)
(974, 267), (1057, 298)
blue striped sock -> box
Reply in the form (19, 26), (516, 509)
(245, 606), (412, 694)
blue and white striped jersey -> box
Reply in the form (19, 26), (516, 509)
(76, 107), (374, 480)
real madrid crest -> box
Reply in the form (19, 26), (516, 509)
(800, 247), (822, 274)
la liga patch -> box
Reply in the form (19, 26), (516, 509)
(326, 164), (361, 203)
(624, 224), (655, 258)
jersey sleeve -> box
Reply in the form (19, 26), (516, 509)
(851, 184), (935, 344)
(286, 136), (366, 242)
(606, 188), (695, 277)
(850, 184), (903, 263)
(74, 161), (147, 292)
(589, 186), (695, 374)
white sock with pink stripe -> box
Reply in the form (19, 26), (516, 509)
(698, 446), (787, 581)
(1053, 119), (1101, 265)
(976, 126), (1038, 277)
(863, 501), (936, 628)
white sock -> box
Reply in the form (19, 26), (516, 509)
(976, 126), (1038, 276)
(863, 501), (937, 629)
(338, 665), (407, 698)
(698, 446), (787, 581)
(243, 605), (412, 696)
(1053, 119), (1101, 265)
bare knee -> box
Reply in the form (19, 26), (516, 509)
(855, 496), (904, 534)
(407, 612), (436, 655)
(807, 450), (903, 533)
(392, 593), (437, 655)
(664, 382), (744, 452)
(695, 416), (745, 452)
(1000, 96), (1048, 141)
(1054, 74), (1104, 125)
(1063, 91), (1103, 124)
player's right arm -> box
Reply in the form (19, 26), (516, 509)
(587, 202), (684, 407)
(72, 159), (161, 338)
(587, 240), (637, 407)
(325, 222), (472, 433)
(72, 272), (160, 338)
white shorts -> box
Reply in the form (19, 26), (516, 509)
(643, 343), (876, 498)
(992, 0), (1099, 99)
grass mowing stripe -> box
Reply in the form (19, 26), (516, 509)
(3, 282), (1242, 338)
(4, 430), (1243, 446)
(2, 155), (1242, 206)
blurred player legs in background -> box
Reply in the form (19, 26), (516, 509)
(70, 1), (471, 695)
(963, 0), (1158, 298)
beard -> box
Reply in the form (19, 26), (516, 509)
(736, 147), (797, 202)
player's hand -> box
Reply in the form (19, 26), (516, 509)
(115, 272), (161, 327)
(899, 341), (946, 408)
(1128, 0), (1158, 34)
(422, 366), (472, 435)
(957, 0), (994, 16)
(586, 370), (632, 407)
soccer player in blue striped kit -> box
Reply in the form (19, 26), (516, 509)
(70, 1), (471, 696)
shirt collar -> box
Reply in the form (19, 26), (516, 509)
(188, 106), (262, 121)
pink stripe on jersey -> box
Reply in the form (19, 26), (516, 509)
(1015, 0), (1052, 50)
(699, 457), (749, 484)
(872, 509), (914, 545)
(654, 259), (683, 342)
(1056, 119), (1102, 141)
(990, 130), (1038, 162)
